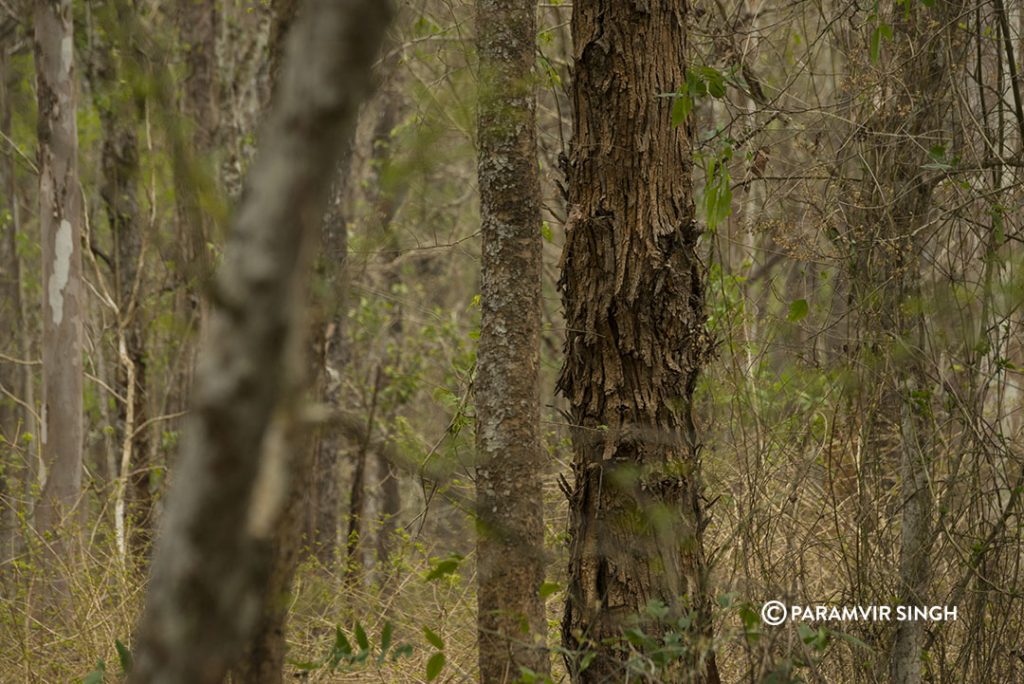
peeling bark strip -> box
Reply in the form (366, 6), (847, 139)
(558, 2), (720, 682)
(127, 1), (392, 682)
(33, 0), (84, 547)
(474, 0), (549, 681)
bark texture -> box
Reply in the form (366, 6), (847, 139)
(33, 0), (84, 553)
(307, 154), (352, 568)
(127, 1), (392, 681)
(87, 27), (153, 561)
(475, 0), (548, 680)
(863, 3), (963, 681)
(558, 2), (719, 682)
(0, 47), (25, 566)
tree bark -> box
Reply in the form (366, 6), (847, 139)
(0, 44), (23, 566)
(33, 0), (84, 569)
(306, 154), (352, 569)
(86, 21), (153, 562)
(474, 0), (549, 681)
(558, 2), (719, 682)
(127, 1), (392, 681)
(875, 4), (962, 681)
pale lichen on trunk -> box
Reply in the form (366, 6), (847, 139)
(33, 0), (84, 564)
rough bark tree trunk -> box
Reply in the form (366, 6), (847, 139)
(33, 0), (84, 572)
(474, 1), (549, 682)
(127, 1), (392, 681)
(558, 2), (720, 682)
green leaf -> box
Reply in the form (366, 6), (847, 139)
(379, 621), (394, 660)
(333, 625), (353, 659)
(671, 92), (693, 127)
(425, 554), (463, 581)
(787, 299), (809, 322)
(703, 68), (727, 98)
(423, 626), (445, 650)
(82, 659), (105, 684)
(870, 23), (892, 63)
(624, 627), (648, 648)
(115, 639), (132, 674)
(426, 652), (446, 681)
(538, 581), (561, 599)
(354, 622), (370, 651)
(645, 598), (669, 619)
(541, 221), (553, 243)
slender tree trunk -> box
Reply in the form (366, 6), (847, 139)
(170, 0), (219, 428)
(474, 1), (549, 681)
(87, 27), (153, 562)
(368, 80), (404, 574)
(307, 157), (352, 569)
(833, 3), (964, 681)
(559, 2), (719, 682)
(127, 1), (392, 681)
(0, 47), (21, 566)
(33, 0), (84, 569)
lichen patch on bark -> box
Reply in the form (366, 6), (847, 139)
(48, 218), (72, 325)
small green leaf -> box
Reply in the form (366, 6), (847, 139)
(538, 581), (561, 599)
(354, 622), (370, 651)
(379, 622), (394, 659)
(870, 23), (892, 63)
(788, 298), (809, 322)
(671, 92), (692, 127)
(425, 555), (463, 581)
(423, 626), (444, 650)
(115, 639), (132, 674)
(333, 626), (353, 657)
(426, 652), (446, 681)
(645, 598), (669, 619)
(83, 659), (105, 684)
(541, 221), (553, 242)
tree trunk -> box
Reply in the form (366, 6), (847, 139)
(170, 0), (219, 429)
(878, 4), (962, 681)
(474, 1), (549, 682)
(87, 25), (153, 562)
(367, 79), (404, 576)
(127, 1), (392, 681)
(558, 2), (719, 682)
(0, 45), (23, 566)
(307, 156), (352, 569)
(33, 0), (84, 572)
